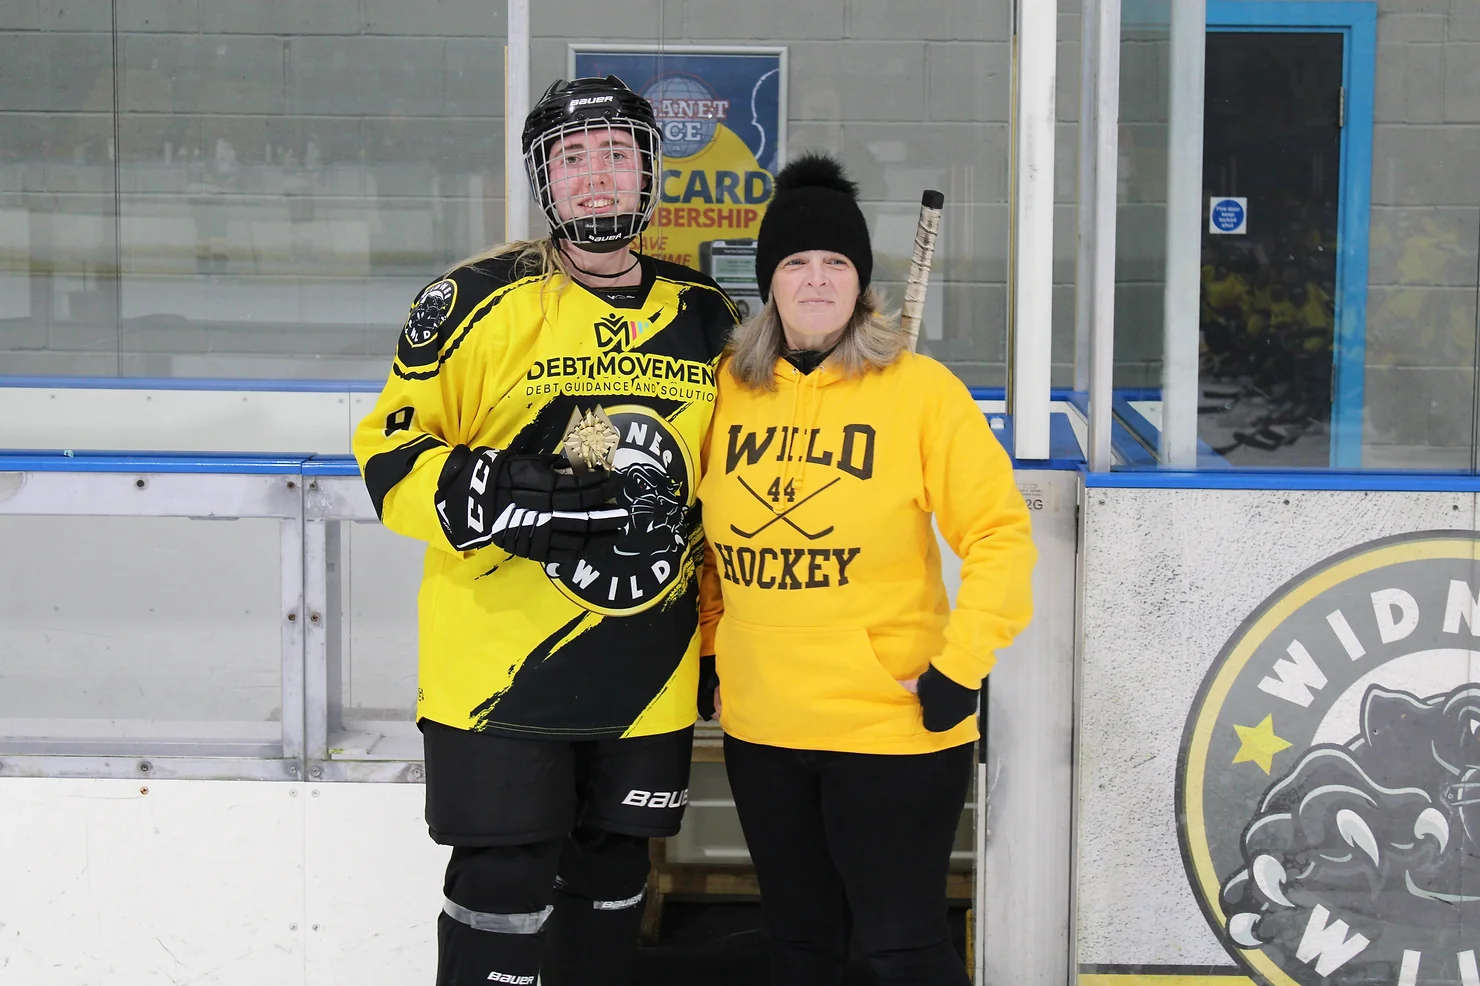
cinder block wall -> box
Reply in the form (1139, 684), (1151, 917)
(0, 0), (506, 379)
(0, 0), (1049, 387)
(1363, 0), (1480, 464)
(1113, 18), (1171, 391)
(0, 0), (1476, 463)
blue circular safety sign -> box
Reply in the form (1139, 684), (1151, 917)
(1210, 198), (1246, 234)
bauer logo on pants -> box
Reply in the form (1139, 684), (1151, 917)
(543, 405), (694, 616)
(1178, 531), (1480, 986)
(621, 788), (689, 808)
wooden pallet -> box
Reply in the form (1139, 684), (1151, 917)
(641, 841), (974, 942)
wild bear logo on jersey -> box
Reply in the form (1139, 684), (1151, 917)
(544, 404), (694, 616)
(1179, 531), (1480, 986)
(404, 279), (457, 348)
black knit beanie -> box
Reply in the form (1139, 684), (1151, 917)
(756, 153), (872, 303)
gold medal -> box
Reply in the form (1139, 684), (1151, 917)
(560, 405), (620, 473)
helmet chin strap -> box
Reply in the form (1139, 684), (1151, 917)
(557, 238), (640, 280)
(556, 230), (633, 255)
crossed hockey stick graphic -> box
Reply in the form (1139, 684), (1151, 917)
(729, 476), (840, 540)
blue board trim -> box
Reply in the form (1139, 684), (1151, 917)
(1049, 413), (1083, 463)
(1013, 460), (1086, 473)
(1206, 1), (1378, 468)
(1111, 420), (1157, 468)
(985, 411), (1087, 470)
(1, 382), (1109, 402)
(301, 456), (364, 477)
(0, 376), (384, 393)
(0, 452), (312, 474)
(1052, 390), (1157, 466)
(1112, 398), (1158, 444)
(6, 451), (1475, 488)
(0, 443), (1093, 475)
(968, 387), (1089, 403)
(1113, 397), (1230, 468)
(1085, 468), (1480, 492)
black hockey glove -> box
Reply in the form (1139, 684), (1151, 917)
(697, 654), (720, 721)
(917, 665), (979, 732)
(434, 444), (628, 562)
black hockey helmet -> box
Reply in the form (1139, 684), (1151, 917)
(522, 76), (663, 252)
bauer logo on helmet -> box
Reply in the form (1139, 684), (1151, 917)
(567, 94), (615, 112)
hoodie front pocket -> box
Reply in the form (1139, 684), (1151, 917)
(715, 617), (916, 743)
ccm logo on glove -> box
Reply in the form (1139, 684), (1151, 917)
(434, 444), (628, 563)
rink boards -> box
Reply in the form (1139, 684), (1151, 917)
(1076, 480), (1480, 986)
(7, 381), (1479, 984)
(0, 377), (1079, 986)
(0, 466), (1077, 986)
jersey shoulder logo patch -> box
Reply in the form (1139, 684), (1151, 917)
(405, 279), (457, 349)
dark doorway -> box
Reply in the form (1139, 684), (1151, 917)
(1198, 31), (1343, 465)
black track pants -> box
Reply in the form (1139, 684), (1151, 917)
(723, 735), (974, 986)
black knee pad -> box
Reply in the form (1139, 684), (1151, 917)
(542, 831), (651, 986)
(556, 829), (651, 903)
(444, 840), (564, 915)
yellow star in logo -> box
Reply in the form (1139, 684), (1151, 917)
(1231, 714), (1293, 774)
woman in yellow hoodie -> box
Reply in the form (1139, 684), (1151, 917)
(695, 153), (1036, 986)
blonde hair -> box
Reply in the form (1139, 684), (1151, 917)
(445, 236), (574, 286)
(725, 286), (906, 391)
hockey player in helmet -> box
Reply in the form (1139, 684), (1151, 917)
(352, 76), (737, 986)
(523, 75), (664, 254)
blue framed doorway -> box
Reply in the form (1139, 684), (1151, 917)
(1204, 0), (1377, 468)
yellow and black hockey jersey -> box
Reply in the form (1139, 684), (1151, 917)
(353, 253), (736, 739)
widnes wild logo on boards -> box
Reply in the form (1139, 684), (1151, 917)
(1178, 531), (1480, 986)
(544, 405), (694, 616)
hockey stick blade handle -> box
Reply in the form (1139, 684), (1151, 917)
(902, 189), (945, 352)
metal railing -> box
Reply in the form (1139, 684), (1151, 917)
(0, 453), (379, 783)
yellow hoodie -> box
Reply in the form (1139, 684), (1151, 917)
(697, 351), (1036, 755)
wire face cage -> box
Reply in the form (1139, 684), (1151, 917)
(526, 115), (663, 250)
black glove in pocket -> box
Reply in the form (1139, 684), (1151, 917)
(916, 665), (979, 733)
